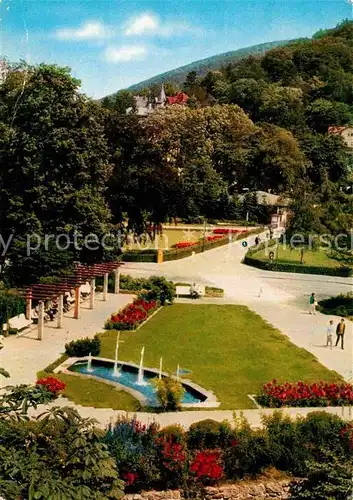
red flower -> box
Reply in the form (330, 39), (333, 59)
(122, 472), (138, 485)
(36, 376), (66, 394)
(190, 450), (224, 482)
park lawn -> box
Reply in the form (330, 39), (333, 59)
(254, 245), (341, 268)
(98, 304), (341, 409)
(37, 370), (140, 411)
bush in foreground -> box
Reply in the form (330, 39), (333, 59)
(155, 377), (184, 411)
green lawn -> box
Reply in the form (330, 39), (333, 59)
(38, 370), (140, 411)
(254, 245), (342, 268)
(98, 304), (341, 409)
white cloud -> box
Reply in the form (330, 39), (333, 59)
(124, 12), (198, 37)
(104, 45), (147, 63)
(125, 13), (159, 36)
(55, 21), (112, 41)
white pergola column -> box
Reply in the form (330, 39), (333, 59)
(74, 286), (80, 319)
(38, 301), (44, 341)
(26, 293), (32, 321)
(57, 294), (63, 329)
(114, 268), (120, 294)
(103, 273), (108, 301)
(90, 278), (95, 309)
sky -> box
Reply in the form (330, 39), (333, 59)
(0, 0), (352, 98)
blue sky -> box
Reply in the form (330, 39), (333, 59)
(0, 0), (351, 98)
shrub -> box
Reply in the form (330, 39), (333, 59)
(0, 292), (25, 331)
(297, 411), (347, 457)
(187, 419), (232, 450)
(65, 335), (100, 357)
(36, 376), (66, 395)
(261, 411), (308, 476)
(158, 424), (186, 445)
(223, 414), (269, 479)
(103, 417), (160, 492)
(190, 449), (224, 484)
(155, 377), (184, 411)
(289, 450), (353, 500)
(8, 327), (18, 335)
(154, 434), (187, 489)
(318, 293), (353, 317)
(138, 276), (175, 305)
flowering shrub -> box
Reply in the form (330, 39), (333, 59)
(340, 423), (353, 449)
(174, 241), (198, 249)
(258, 380), (353, 407)
(190, 450), (224, 483)
(106, 299), (158, 330)
(155, 435), (187, 488)
(36, 376), (66, 395)
(103, 418), (160, 492)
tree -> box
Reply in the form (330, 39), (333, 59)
(0, 64), (113, 284)
(306, 98), (353, 133)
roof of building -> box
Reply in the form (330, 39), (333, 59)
(328, 126), (353, 135)
(167, 92), (189, 105)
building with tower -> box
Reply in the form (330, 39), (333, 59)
(127, 83), (188, 116)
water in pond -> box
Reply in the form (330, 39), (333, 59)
(69, 360), (204, 406)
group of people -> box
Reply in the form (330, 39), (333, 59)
(326, 318), (346, 350)
(31, 286), (91, 323)
(309, 293), (347, 351)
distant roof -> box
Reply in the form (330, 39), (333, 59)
(238, 190), (290, 206)
(328, 126), (353, 135)
(167, 92), (189, 105)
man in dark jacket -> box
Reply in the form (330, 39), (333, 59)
(335, 318), (346, 350)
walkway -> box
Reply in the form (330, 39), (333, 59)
(0, 293), (134, 386)
(123, 232), (353, 380)
(29, 396), (353, 429)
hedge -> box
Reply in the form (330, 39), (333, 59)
(120, 228), (262, 263)
(121, 249), (158, 263)
(0, 292), (26, 330)
(243, 255), (353, 277)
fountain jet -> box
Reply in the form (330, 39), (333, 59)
(137, 346), (147, 386)
(87, 352), (93, 372)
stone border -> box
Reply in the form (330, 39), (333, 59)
(55, 356), (220, 409)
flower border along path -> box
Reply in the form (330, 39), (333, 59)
(105, 298), (161, 331)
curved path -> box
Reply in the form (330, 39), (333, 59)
(124, 232), (353, 381)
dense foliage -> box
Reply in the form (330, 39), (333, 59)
(103, 412), (353, 495)
(318, 293), (353, 317)
(65, 335), (101, 357)
(0, 21), (352, 284)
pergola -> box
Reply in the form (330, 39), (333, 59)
(20, 262), (123, 340)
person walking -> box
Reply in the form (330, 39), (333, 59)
(309, 293), (317, 315)
(335, 318), (346, 350)
(326, 320), (334, 349)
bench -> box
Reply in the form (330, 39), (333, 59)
(176, 285), (191, 297)
(176, 285), (205, 298)
(3, 313), (32, 333)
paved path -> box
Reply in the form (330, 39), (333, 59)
(0, 293), (134, 386)
(29, 396), (353, 429)
(123, 232), (353, 380)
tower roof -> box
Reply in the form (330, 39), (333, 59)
(159, 83), (166, 102)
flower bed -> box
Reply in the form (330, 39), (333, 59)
(105, 299), (159, 330)
(213, 228), (247, 235)
(174, 241), (198, 249)
(36, 376), (66, 395)
(204, 235), (224, 242)
(257, 380), (353, 407)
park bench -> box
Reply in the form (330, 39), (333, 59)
(176, 285), (205, 298)
(3, 313), (32, 333)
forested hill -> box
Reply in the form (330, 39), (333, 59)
(127, 40), (294, 91)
